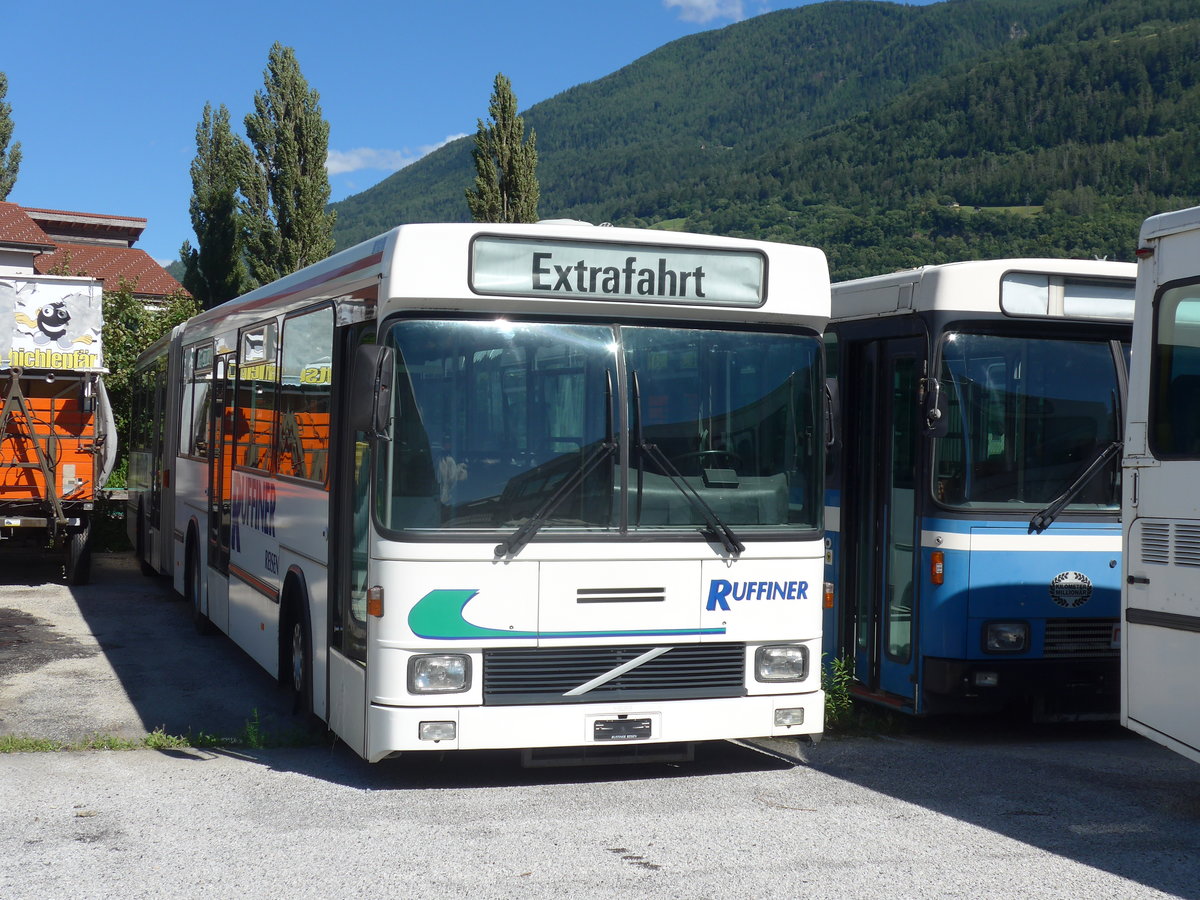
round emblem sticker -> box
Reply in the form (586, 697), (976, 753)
(1049, 571), (1092, 608)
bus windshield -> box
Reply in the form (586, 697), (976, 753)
(377, 319), (821, 536)
(933, 332), (1124, 511)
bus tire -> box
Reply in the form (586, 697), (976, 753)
(282, 589), (314, 722)
(65, 525), (92, 586)
(187, 534), (215, 635)
(136, 506), (156, 576)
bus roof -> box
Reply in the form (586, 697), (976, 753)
(1139, 205), (1200, 243)
(180, 222), (830, 345)
(831, 257), (1136, 322)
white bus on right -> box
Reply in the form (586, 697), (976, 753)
(1123, 205), (1200, 764)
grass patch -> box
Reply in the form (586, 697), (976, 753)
(0, 709), (320, 754)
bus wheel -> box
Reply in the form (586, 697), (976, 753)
(136, 508), (156, 576)
(287, 606), (313, 719)
(187, 539), (215, 635)
(65, 524), (92, 586)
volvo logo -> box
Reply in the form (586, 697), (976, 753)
(1049, 571), (1093, 608)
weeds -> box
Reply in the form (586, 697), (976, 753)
(0, 708), (319, 754)
(823, 655), (855, 730)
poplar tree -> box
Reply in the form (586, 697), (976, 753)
(180, 103), (251, 309)
(242, 43), (335, 286)
(0, 72), (21, 200)
(466, 73), (539, 223)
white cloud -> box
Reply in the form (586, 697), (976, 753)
(325, 133), (467, 176)
(664, 0), (745, 23)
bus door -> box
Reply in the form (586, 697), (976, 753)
(149, 358), (167, 535)
(328, 321), (374, 755)
(846, 337), (922, 704)
(207, 351), (237, 575)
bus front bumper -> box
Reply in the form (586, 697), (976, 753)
(364, 691), (824, 763)
(922, 656), (1118, 718)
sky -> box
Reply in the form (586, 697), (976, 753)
(3, 0), (937, 266)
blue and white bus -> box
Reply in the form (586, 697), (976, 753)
(1123, 206), (1200, 764)
(824, 258), (1134, 717)
(128, 221), (830, 762)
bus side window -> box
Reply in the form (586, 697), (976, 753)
(279, 307), (334, 484)
(1153, 290), (1200, 457)
(234, 323), (278, 472)
(188, 344), (214, 459)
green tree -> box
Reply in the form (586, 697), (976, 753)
(0, 72), (21, 200)
(466, 73), (539, 223)
(242, 43), (336, 287)
(180, 103), (252, 309)
(102, 280), (200, 477)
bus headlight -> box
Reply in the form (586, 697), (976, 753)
(984, 622), (1028, 653)
(755, 645), (809, 682)
(408, 654), (472, 693)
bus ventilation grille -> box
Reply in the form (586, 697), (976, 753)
(482, 643), (746, 706)
(1044, 619), (1119, 659)
(1140, 523), (1170, 565)
(1139, 522), (1200, 567)
(1174, 524), (1200, 567)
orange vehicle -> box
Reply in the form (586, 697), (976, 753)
(1, 274), (116, 583)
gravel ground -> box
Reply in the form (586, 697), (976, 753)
(1, 552), (1198, 899)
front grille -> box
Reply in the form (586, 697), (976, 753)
(1044, 619), (1119, 659)
(483, 642), (747, 705)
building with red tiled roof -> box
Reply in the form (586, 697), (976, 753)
(0, 202), (185, 301)
(0, 201), (55, 266)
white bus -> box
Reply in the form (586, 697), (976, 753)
(128, 222), (830, 763)
(1123, 206), (1200, 764)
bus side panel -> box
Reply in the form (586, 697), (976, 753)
(328, 649), (366, 756)
(1124, 618), (1200, 762)
(174, 458), (208, 595)
(1123, 513), (1200, 763)
(279, 548), (329, 722)
(274, 478), (328, 565)
(821, 492), (841, 663)
(1124, 517), (1200, 762)
(227, 575), (279, 676)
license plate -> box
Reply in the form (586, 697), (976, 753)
(593, 717), (652, 742)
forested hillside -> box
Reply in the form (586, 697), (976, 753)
(331, 0), (1200, 280)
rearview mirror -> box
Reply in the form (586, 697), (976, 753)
(350, 343), (394, 440)
(923, 376), (948, 436)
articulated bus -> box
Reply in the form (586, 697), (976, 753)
(127, 222), (830, 763)
(824, 259), (1134, 718)
(1123, 206), (1200, 764)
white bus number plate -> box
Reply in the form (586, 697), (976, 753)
(593, 718), (652, 741)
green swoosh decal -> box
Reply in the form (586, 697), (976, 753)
(407, 589), (726, 640)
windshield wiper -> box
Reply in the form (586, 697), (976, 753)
(495, 370), (615, 560)
(631, 370), (745, 558)
(1029, 440), (1121, 534)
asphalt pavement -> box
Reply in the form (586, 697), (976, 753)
(0, 551), (296, 745)
(1, 551), (1198, 899)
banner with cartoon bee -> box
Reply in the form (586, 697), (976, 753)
(1, 277), (105, 371)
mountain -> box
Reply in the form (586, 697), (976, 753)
(330, 0), (1200, 280)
